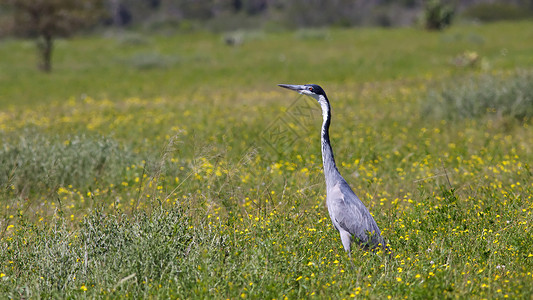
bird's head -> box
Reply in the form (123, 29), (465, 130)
(278, 84), (327, 102)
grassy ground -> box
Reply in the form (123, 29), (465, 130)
(0, 21), (532, 298)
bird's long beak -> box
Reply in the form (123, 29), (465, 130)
(278, 84), (306, 94)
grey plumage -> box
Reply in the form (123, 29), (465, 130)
(278, 84), (389, 255)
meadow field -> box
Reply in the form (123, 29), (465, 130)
(0, 21), (532, 298)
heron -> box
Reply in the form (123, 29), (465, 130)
(278, 84), (389, 255)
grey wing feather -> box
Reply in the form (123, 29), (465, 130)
(328, 180), (384, 247)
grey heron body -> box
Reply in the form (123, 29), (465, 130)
(278, 84), (388, 254)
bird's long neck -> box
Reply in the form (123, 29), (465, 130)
(319, 97), (341, 189)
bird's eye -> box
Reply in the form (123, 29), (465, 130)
(308, 87), (313, 91)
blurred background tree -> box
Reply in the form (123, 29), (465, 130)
(78, 0), (531, 31)
(423, 0), (455, 30)
(3, 0), (106, 72)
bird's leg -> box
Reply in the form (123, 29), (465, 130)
(339, 232), (357, 270)
(340, 231), (352, 255)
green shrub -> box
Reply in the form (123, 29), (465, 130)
(423, 70), (533, 121)
(0, 133), (136, 195)
(79, 206), (198, 288)
(112, 32), (150, 46)
(0, 206), (206, 297)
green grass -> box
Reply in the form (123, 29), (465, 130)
(1, 21), (532, 298)
(424, 70), (533, 121)
(1, 21), (533, 106)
